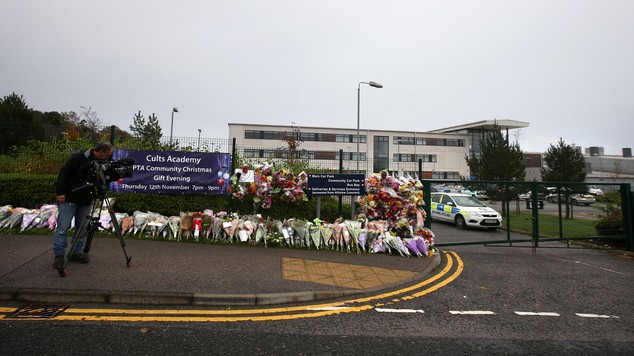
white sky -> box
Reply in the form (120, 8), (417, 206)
(1, 0), (632, 155)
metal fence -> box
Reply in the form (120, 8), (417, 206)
(1, 134), (632, 251)
(423, 180), (633, 252)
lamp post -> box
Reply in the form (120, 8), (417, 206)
(169, 107), (178, 146)
(354, 81), (382, 220)
(356, 81), (383, 174)
(197, 128), (202, 151)
(397, 137), (401, 176)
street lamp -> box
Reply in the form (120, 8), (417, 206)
(354, 81), (382, 220)
(169, 107), (178, 145)
(356, 81), (383, 174)
(197, 128), (202, 151)
(397, 137), (401, 176)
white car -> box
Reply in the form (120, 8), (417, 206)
(459, 189), (489, 200)
(430, 192), (502, 230)
(587, 185), (604, 196)
(546, 193), (596, 206)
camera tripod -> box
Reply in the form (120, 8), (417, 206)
(57, 191), (132, 277)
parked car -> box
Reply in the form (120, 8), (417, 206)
(545, 193), (596, 206)
(587, 185), (604, 196)
(430, 192), (502, 230)
(517, 190), (545, 201)
(459, 189), (489, 200)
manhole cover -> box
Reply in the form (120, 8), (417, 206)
(5, 304), (70, 319)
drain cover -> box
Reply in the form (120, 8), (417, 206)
(5, 304), (70, 319)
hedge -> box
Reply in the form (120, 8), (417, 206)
(0, 175), (347, 222)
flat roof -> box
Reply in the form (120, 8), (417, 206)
(429, 119), (529, 133)
(229, 119), (530, 134)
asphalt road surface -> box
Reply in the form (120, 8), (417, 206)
(1, 243), (632, 355)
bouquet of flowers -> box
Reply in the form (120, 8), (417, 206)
(228, 164), (309, 210)
(358, 170), (426, 233)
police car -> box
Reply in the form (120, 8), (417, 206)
(430, 192), (502, 229)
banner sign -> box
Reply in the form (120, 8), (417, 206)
(307, 173), (365, 196)
(109, 149), (232, 195)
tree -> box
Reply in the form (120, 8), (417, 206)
(0, 93), (44, 153)
(541, 138), (586, 219)
(465, 125), (525, 182)
(128, 111), (164, 149)
(278, 123), (311, 174)
(541, 138), (586, 182)
(465, 125), (525, 213)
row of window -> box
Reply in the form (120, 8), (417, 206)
(244, 130), (465, 147)
(244, 130), (367, 144)
(393, 136), (464, 147)
(242, 149), (438, 163)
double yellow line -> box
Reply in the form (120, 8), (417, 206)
(2, 251), (463, 323)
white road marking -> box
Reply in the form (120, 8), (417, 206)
(449, 311), (496, 315)
(375, 308), (425, 313)
(574, 261), (630, 276)
(576, 313), (619, 319)
(514, 311), (560, 317)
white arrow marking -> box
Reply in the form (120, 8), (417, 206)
(515, 311), (560, 317)
(375, 308), (425, 313)
(449, 311), (496, 315)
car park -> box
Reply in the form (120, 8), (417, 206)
(430, 192), (502, 230)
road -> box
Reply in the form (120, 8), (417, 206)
(1, 243), (632, 355)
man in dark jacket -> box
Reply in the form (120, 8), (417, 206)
(53, 143), (113, 269)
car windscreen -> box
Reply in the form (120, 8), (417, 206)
(452, 195), (486, 207)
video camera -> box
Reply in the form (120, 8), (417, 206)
(89, 157), (135, 192)
(99, 158), (135, 183)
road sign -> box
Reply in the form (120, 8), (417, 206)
(307, 173), (365, 196)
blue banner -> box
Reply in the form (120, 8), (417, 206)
(109, 149), (232, 195)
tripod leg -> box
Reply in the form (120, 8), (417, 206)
(83, 218), (98, 254)
(106, 200), (132, 267)
(59, 209), (92, 277)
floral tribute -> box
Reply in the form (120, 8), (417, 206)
(228, 163), (309, 210)
(1, 168), (437, 257)
(357, 170), (435, 253)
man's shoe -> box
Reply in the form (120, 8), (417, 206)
(68, 254), (89, 264)
(53, 255), (64, 269)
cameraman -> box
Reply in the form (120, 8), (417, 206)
(53, 142), (114, 269)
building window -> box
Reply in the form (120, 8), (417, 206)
(393, 136), (415, 145)
(336, 134), (366, 143)
(415, 154), (437, 163)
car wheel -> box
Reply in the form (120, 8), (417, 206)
(455, 215), (466, 229)
(571, 199), (578, 205)
(547, 197), (554, 203)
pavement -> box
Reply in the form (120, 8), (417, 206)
(0, 234), (440, 306)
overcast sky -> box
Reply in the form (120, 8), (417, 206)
(2, 0), (632, 155)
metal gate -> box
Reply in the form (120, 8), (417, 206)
(423, 180), (633, 252)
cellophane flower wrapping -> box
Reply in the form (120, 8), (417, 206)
(0, 205), (13, 227)
(293, 219), (307, 247)
(319, 224), (333, 250)
(307, 221), (322, 249)
(344, 220), (362, 254)
(20, 209), (38, 232)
